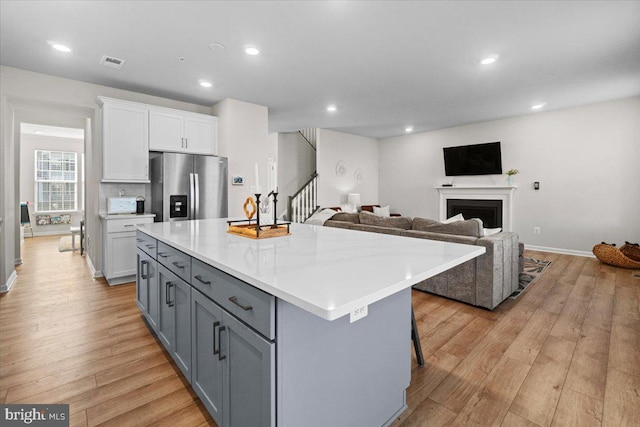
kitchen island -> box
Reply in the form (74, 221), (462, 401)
(135, 219), (484, 427)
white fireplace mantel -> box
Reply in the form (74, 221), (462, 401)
(436, 185), (517, 232)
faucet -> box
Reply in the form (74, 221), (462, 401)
(119, 189), (125, 197)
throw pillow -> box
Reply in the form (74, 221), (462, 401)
(304, 209), (338, 226)
(424, 218), (484, 237)
(483, 227), (502, 236)
(373, 205), (391, 217)
(443, 213), (464, 224)
(359, 211), (412, 230)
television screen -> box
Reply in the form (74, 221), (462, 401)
(443, 142), (502, 176)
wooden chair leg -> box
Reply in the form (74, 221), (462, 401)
(411, 307), (425, 366)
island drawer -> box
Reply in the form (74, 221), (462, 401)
(136, 231), (157, 257)
(157, 241), (191, 282)
(191, 258), (275, 340)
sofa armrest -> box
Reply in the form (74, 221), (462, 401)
(475, 232), (520, 308)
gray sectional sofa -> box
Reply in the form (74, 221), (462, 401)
(324, 211), (520, 310)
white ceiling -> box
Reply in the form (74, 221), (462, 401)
(21, 123), (84, 140)
(2, 1), (639, 139)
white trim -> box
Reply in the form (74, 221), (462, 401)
(436, 185), (516, 232)
(1, 271), (18, 293)
(525, 245), (595, 258)
(31, 230), (72, 237)
(86, 255), (103, 278)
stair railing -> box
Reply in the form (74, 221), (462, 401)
(288, 173), (319, 223)
(298, 128), (317, 151)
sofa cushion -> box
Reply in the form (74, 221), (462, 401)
(331, 212), (360, 224)
(411, 217), (442, 231)
(358, 211), (412, 230)
(425, 218), (484, 237)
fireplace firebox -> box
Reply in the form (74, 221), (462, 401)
(447, 199), (503, 228)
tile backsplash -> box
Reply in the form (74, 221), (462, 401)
(99, 183), (148, 213)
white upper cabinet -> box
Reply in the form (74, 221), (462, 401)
(100, 97), (150, 182)
(149, 107), (218, 155)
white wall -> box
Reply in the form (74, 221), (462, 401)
(20, 133), (84, 235)
(0, 66), (213, 286)
(212, 98), (275, 218)
(379, 97), (640, 254)
(277, 131), (316, 217)
(316, 129), (379, 208)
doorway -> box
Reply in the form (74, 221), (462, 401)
(19, 123), (85, 255)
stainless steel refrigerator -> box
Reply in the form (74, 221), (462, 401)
(149, 152), (228, 222)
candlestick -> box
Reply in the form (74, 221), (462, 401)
(273, 162), (278, 191)
(254, 162), (260, 189)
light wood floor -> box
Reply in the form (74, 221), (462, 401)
(1, 237), (639, 426)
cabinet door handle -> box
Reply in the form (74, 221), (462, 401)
(185, 138), (188, 149)
(172, 261), (185, 270)
(194, 275), (211, 285)
(141, 260), (148, 279)
(146, 244), (155, 249)
(217, 326), (226, 361)
(228, 296), (253, 311)
(213, 321), (220, 356)
(165, 281), (175, 307)
(157, 252), (168, 258)
(136, 238), (143, 242)
(124, 224), (134, 228)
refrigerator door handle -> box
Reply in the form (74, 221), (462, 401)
(194, 173), (200, 219)
(189, 172), (195, 219)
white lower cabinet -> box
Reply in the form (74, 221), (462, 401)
(102, 216), (154, 285)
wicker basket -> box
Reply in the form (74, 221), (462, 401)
(593, 243), (640, 269)
(620, 242), (640, 262)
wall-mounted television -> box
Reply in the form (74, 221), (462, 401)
(443, 141), (502, 176)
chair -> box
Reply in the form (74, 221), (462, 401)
(20, 202), (33, 238)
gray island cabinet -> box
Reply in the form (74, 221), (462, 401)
(135, 219), (484, 427)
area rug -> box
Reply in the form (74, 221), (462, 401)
(510, 257), (552, 299)
(58, 235), (74, 252)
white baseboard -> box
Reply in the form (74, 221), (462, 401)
(525, 245), (595, 258)
(31, 230), (70, 237)
(1, 270), (18, 293)
(86, 255), (103, 278)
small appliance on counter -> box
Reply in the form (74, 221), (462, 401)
(107, 197), (137, 215)
(136, 196), (145, 214)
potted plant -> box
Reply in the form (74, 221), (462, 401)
(506, 168), (519, 186)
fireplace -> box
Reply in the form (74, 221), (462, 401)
(447, 199), (503, 228)
(436, 185), (516, 232)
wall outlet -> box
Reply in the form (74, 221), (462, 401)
(350, 305), (368, 323)
(534, 227), (541, 234)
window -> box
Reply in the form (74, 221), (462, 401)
(35, 150), (77, 212)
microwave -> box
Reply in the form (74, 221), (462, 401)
(107, 197), (137, 214)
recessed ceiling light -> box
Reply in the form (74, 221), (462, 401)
(48, 41), (71, 53)
(33, 131), (43, 135)
(480, 56), (497, 65)
(531, 103), (546, 110)
(405, 127), (414, 133)
(326, 105), (337, 112)
(199, 81), (213, 88)
(244, 45), (260, 56)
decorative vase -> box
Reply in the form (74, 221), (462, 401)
(507, 175), (514, 186)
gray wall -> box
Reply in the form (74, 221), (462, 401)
(379, 97), (640, 255)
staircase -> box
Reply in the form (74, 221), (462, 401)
(288, 172), (319, 223)
(299, 128), (317, 151)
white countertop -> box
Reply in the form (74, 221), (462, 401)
(99, 213), (156, 220)
(138, 219), (485, 321)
